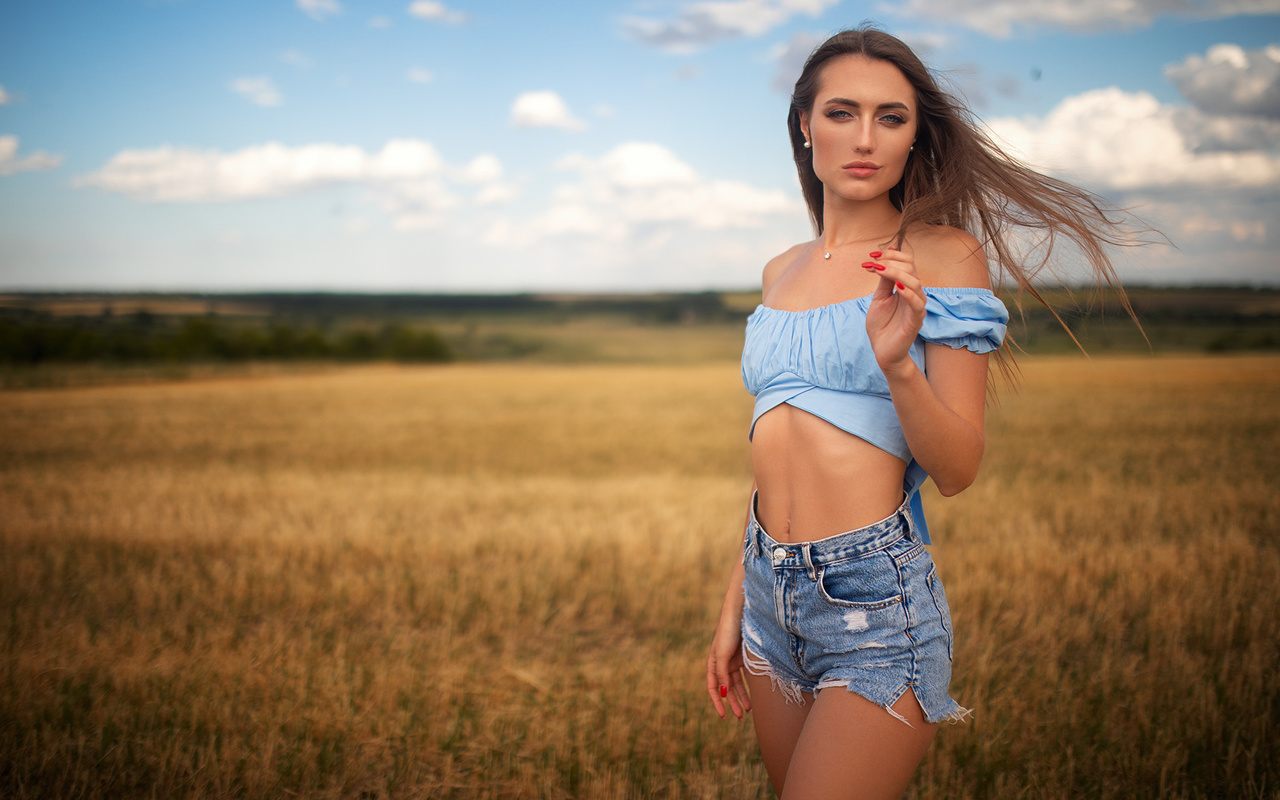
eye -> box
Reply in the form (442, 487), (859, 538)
(825, 108), (854, 120)
(880, 113), (907, 125)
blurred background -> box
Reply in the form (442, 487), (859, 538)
(1, 0), (1277, 294)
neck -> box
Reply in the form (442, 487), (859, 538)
(820, 193), (901, 251)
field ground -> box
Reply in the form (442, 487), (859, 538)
(2, 354), (1278, 798)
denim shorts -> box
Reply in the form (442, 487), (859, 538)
(740, 494), (970, 725)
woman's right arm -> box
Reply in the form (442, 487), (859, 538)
(706, 485), (755, 721)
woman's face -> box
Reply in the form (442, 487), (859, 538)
(800, 55), (918, 205)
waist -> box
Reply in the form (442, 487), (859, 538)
(747, 491), (916, 563)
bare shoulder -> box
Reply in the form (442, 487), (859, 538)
(761, 241), (813, 297)
(907, 224), (990, 290)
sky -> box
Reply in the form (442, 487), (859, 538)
(1, 0), (1278, 293)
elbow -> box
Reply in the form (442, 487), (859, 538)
(931, 447), (984, 498)
(934, 473), (975, 498)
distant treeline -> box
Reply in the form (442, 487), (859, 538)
(0, 314), (452, 365)
(1, 287), (1278, 364)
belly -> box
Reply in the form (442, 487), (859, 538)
(751, 403), (907, 542)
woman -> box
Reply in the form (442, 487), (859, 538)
(705, 27), (1137, 799)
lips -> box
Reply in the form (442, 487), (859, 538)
(842, 160), (880, 177)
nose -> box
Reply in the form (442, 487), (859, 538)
(852, 120), (876, 153)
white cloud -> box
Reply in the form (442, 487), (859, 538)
(983, 86), (1280, 284)
(510, 91), (587, 131)
(74, 139), (513, 230)
(407, 67), (434, 84)
(0, 85), (10, 105)
(1174, 107), (1280, 152)
(0, 135), (63, 176)
(231, 77), (282, 107)
(624, 0), (841, 53)
(407, 1), (467, 24)
(985, 87), (1280, 191)
(369, 15), (393, 28)
(454, 153), (503, 184)
(885, 0), (1280, 37)
(490, 142), (799, 247)
(1166, 43), (1280, 118)
(297, 0), (341, 21)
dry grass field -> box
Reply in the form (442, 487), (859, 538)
(2, 354), (1278, 799)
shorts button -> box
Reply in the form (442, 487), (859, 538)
(772, 547), (787, 563)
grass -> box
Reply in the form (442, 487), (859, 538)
(1, 355), (1278, 798)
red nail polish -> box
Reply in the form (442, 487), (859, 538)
(720, 685), (728, 698)
(875, 264), (886, 271)
(896, 281), (905, 290)
(869, 251), (882, 258)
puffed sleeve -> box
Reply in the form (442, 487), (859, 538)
(919, 288), (1008, 353)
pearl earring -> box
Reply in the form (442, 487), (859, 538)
(803, 141), (811, 149)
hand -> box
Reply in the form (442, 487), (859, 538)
(706, 607), (751, 721)
(861, 249), (927, 377)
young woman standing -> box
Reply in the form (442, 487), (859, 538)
(706, 28), (1136, 799)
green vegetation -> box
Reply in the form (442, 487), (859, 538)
(1, 287), (1277, 375)
(0, 312), (452, 365)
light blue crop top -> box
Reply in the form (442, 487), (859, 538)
(741, 287), (1009, 544)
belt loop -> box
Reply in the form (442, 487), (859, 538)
(802, 543), (817, 581)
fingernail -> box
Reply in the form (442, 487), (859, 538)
(719, 685), (728, 698)
(869, 251), (882, 258)
(875, 264), (886, 271)
(896, 281), (905, 290)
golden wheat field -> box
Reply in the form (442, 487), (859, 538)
(2, 354), (1278, 799)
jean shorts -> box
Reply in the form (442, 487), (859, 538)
(740, 493), (970, 725)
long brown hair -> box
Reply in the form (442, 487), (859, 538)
(789, 27), (1145, 351)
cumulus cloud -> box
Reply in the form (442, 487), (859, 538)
(0, 85), (10, 105)
(985, 87), (1280, 191)
(297, 0), (341, 21)
(1173, 108), (1280, 152)
(624, 0), (841, 53)
(0, 135), (63, 176)
(1166, 43), (1280, 118)
(231, 77), (282, 107)
(885, 0), (1280, 37)
(510, 91), (586, 131)
(407, 1), (467, 24)
(74, 139), (514, 228)
(488, 142), (799, 247)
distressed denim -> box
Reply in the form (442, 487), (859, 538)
(740, 494), (971, 725)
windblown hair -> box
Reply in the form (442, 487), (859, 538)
(789, 27), (1144, 351)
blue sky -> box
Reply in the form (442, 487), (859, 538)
(1, 0), (1278, 292)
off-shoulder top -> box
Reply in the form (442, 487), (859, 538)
(741, 287), (1009, 544)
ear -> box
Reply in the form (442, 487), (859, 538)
(799, 111), (812, 144)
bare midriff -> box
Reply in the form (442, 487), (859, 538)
(751, 403), (907, 543)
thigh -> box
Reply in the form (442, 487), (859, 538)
(744, 661), (811, 798)
(781, 688), (937, 800)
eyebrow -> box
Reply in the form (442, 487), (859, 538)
(823, 98), (911, 112)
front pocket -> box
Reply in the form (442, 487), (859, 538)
(815, 555), (904, 611)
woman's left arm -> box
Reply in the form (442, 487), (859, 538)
(862, 240), (990, 496)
